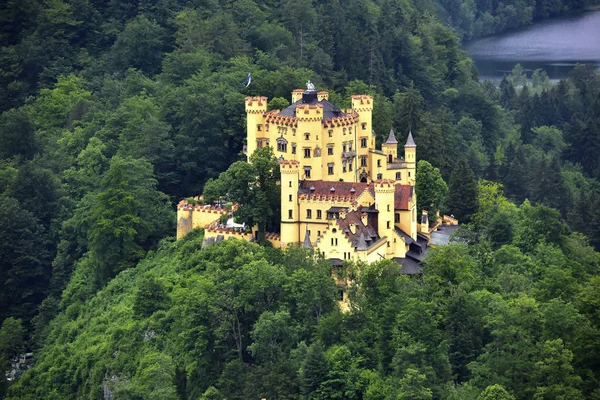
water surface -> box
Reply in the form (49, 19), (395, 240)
(463, 10), (600, 81)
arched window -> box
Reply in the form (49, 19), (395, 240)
(277, 139), (288, 152)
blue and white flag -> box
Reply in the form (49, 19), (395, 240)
(241, 73), (251, 87)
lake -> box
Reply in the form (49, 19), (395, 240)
(463, 9), (600, 81)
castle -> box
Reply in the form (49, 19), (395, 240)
(177, 84), (431, 273)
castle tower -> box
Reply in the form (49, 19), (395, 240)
(382, 128), (398, 164)
(245, 96), (268, 161)
(374, 180), (396, 257)
(351, 95), (374, 150)
(404, 130), (417, 183)
(280, 160), (300, 246)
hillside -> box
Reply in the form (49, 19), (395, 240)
(1, 0), (600, 398)
(7, 192), (600, 399)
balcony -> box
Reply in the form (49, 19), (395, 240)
(342, 150), (356, 158)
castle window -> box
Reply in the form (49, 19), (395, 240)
(360, 156), (367, 167)
(348, 142), (353, 151)
(289, 210), (293, 219)
(331, 238), (338, 246)
(343, 144), (347, 152)
(328, 163), (334, 175)
(377, 173), (382, 179)
(257, 124), (262, 131)
(292, 143), (296, 154)
(327, 145), (333, 155)
(342, 160), (347, 173)
(266, 124), (269, 132)
(277, 139), (287, 153)
(362, 122), (367, 130)
(395, 213), (400, 223)
(387, 221), (390, 229)
(361, 137), (367, 148)
(307, 209), (312, 219)
(305, 133), (310, 140)
(304, 166), (311, 178)
(289, 181), (292, 187)
(304, 148), (311, 158)
(317, 230), (321, 236)
(317, 210), (322, 219)
(387, 205), (390, 211)
(289, 194), (293, 202)
(343, 128), (346, 135)
(349, 162), (353, 171)
(388, 154), (393, 163)
(377, 159), (381, 167)
(408, 172), (411, 177)
(396, 172), (401, 180)
(328, 130), (333, 137)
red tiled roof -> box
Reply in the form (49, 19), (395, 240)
(394, 184), (412, 210)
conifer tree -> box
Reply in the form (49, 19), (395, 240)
(447, 158), (478, 223)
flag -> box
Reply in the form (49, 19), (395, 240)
(241, 73), (251, 87)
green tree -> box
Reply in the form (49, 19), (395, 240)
(416, 160), (448, 221)
(204, 147), (281, 243)
(0, 109), (37, 160)
(446, 158), (478, 223)
(0, 196), (50, 324)
(398, 369), (433, 400)
(111, 16), (168, 75)
(87, 156), (173, 286)
(478, 384), (515, 400)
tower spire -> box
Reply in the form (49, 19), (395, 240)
(405, 130), (416, 148)
(385, 128), (398, 144)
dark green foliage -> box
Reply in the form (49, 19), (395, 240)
(447, 158), (478, 223)
(1, 0), (600, 398)
(0, 196), (51, 325)
(416, 160), (448, 220)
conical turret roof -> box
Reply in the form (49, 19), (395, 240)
(356, 232), (369, 251)
(405, 130), (416, 148)
(385, 128), (398, 144)
(303, 230), (313, 248)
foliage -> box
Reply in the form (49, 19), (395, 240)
(416, 160), (448, 221)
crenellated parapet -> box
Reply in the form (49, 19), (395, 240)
(295, 103), (323, 122)
(373, 179), (396, 194)
(351, 95), (373, 112)
(245, 96), (268, 113)
(176, 200), (238, 239)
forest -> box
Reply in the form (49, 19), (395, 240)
(1, 0), (600, 398)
